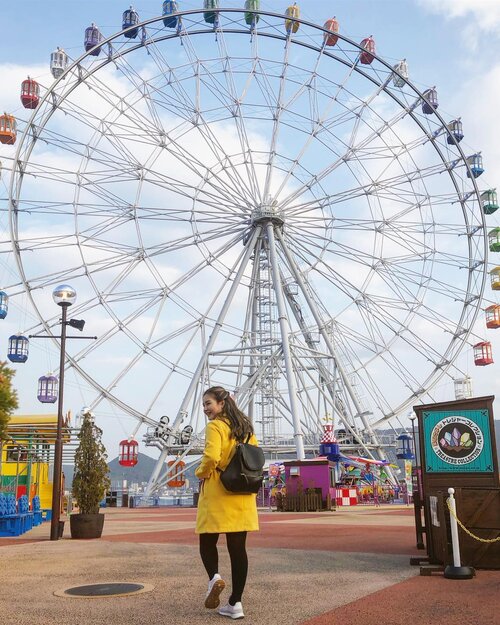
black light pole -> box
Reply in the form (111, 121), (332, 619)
(410, 414), (425, 549)
(50, 284), (76, 541)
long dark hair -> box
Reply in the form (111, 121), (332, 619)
(204, 386), (254, 441)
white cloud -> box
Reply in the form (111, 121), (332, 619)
(418, 0), (500, 34)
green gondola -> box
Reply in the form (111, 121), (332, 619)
(204, 0), (219, 25)
(244, 0), (260, 26)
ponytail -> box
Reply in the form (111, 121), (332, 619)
(203, 386), (253, 441)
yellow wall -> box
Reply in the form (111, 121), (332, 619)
(0, 414), (64, 509)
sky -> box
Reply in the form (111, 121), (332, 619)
(0, 0), (499, 461)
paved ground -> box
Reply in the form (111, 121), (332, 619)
(0, 505), (498, 625)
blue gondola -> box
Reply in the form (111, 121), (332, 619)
(466, 154), (484, 179)
(447, 119), (464, 144)
(163, 0), (179, 28)
(7, 334), (29, 363)
(37, 374), (58, 404)
(0, 291), (8, 319)
(204, 0), (219, 25)
(396, 434), (414, 460)
(123, 6), (140, 39)
(422, 88), (438, 114)
(84, 23), (104, 56)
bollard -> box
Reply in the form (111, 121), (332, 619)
(444, 488), (474, 579)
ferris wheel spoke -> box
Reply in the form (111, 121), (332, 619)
(273, 51), (373, 202)
(211, 30), (263, 202)
(58, 69), (250, 210)
(261, 35), (294, 200)
(278, 90), (431, 210)
(143, 36), (257, 204)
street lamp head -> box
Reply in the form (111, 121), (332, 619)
(52, 284), (76, 307)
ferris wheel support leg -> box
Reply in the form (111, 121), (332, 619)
(247, 241), (262, 424)
(144, 226), (263, 498)
(266, 223), (306, 460)
(275, 230), (392, 469)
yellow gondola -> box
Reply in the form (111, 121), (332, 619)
(285, 3), (300, 35)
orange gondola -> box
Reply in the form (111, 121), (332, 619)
(485, 304), (500, 329)
(0, 113), (16, 145)
(167, 459), (186, 487)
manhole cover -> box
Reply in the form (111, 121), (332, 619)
(54, 582), (154, 598)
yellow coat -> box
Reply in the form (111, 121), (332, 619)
(195, 418), (259, 534)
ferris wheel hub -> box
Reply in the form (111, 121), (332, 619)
(251, 196), (285, 227)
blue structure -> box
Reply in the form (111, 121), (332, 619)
(84, 23), (104, 56)
(7, 334), (29, 363)
(162, 1), (179, 28)
(422, 88), (438, 114)
(447, 119), (464, 144)
(123, 6), (140, 38)
(466, 154), (484, 179)
(0, 291), (8, 319)
(396, 433), (414, 460)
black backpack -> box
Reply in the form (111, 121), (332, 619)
(218, 434), (265, 494)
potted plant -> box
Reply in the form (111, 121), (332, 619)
(70, 411), (110, 539)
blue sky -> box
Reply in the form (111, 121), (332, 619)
(0, 0), (498, 459)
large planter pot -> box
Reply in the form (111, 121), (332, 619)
(70, 513), (105, 539)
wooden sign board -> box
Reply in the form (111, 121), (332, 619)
(414, 396), (499, 567)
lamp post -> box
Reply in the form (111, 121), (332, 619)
(50, 284), (76, 541)
(409, 414), (425, 549)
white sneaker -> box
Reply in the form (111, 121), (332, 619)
(218, 602), (244, 619)
(205, 574), (225, 609)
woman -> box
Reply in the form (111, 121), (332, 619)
(195, 386), (259, 620)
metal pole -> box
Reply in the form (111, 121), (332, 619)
(444, 487), (474, 579)
(50, 303), (68, 541)
(410, 416), (421, 498)
(266, 223), (305, 460)
(448, 488), (461, 568)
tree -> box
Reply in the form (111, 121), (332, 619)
(0, 361), (19, 441)
(72, 412), (110, 514)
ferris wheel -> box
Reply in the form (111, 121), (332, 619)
(2, 5), (496, 492)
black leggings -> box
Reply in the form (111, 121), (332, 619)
(199, 531), (248, 605)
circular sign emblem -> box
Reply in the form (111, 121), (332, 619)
(430, 416), (484, 466)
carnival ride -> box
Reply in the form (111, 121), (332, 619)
(0, 3), (498, 495)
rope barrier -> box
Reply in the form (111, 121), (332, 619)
(447, 497), (500, 544)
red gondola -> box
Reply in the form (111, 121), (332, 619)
(323, 17), (339, 47)
(360, 36), (375, 65)
(473, 341), (493, 366)
(21, 77), (40, 109)
(118, 439), (139, 467)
